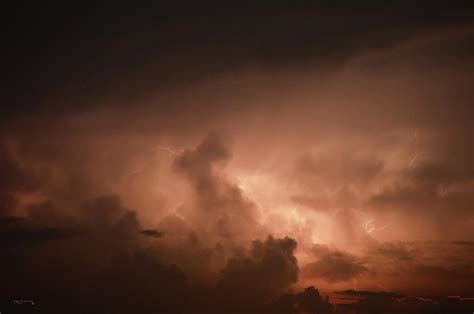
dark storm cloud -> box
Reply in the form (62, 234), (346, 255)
(267, 286), (333, 314)
(139, 229), (164, 238)
(302, 244), (368, 282)
(0, 216), (78, 247)
(173, 132), (230, 195)
(0, 195), (141, 248)
(0, 145), (37, 216)
(217, 235), (298, 308)
(0, 196), (304, 313)
(0, 194), (191, 313)
(173, 133), (261, 245)
(25, 200), (76, 227)
(4, 2), (473, 125)
(79, 194), (140, 236)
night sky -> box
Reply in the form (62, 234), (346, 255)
(3, 2), (474, 313)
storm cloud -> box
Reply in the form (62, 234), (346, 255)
(2, 1), (474, 313)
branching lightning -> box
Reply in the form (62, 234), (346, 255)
(364, 219), (389, 235)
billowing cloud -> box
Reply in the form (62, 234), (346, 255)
(172, 133), (263, 247)
(217, 235), (298, 311)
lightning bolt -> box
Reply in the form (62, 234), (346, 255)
(415, 296), (435, 302)
(447, 296), (474, 301)
(395, 295), (474, 304)
(408, 153), (418, 167)
(396, 296), (437, 304)
(409, 128), (421, 167)
(155, 146), (184, 158)
(365, 219), (389, 234)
